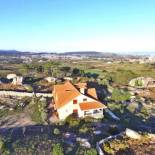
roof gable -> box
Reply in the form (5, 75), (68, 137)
(54, 81), (80, 109)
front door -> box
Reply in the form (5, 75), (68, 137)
(73, 109), (78, 117)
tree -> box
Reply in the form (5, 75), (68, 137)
(52, 143), (64, 155)
(60, 66), (71, 76)
(37, 65), (44, 73)
(72, 68), (80, 76)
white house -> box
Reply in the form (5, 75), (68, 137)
(52, 81), (107, 120)
(7, 74), (23, 85)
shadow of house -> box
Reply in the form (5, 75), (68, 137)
(87, 81), (110, 102)
(0, 77), (12, 84)
(23, 77), (44, 85)
(0, 112), (155, 154)
(108, 103), (155, 133)
(84, 72), (99, 79)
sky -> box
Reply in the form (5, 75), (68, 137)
(0, 0), (155, 53)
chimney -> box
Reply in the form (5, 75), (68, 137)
(80, 88), (85, 94)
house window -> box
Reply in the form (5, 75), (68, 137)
(84, 111), (92, 115)
(83, 98), (87, 102)
(73, 100), (77, 104)
(93, 109), (99, 114)
(73, 109), (78, 113)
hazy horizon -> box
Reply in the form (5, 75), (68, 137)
(0, 49), (154, 56)
(0, 0), (155, 53)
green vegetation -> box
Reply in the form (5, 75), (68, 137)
(135, 79), (143, 87)
(102, 135), (153, 155)
(52, 143), (64, 155)
(0, 136), (10, 154)
(30, 97), (47, 124)
(76, 147), (97, 155)
(0, 58), (155, 154)
(103, 140), (128, 154)
(111, 88), (131, 102)
(53, 128), (60, 135)
(65, 115), (80, 127)
(79, 124), (89, 133)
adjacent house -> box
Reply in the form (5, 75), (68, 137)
(52, 81), (106, 120)
(7, 73), (23, 85)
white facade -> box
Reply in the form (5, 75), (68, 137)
(57, 94), (104, 120)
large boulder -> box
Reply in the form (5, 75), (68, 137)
(129, 77), (155, 88)
(125, 128), (141, 139)
(7, 73), (17, 79)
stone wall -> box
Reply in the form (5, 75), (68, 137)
(0, 90), (52, 98)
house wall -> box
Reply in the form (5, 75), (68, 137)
(57, 101), (74, 120)
(57, 94), (104, 120)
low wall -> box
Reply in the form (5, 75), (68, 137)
(0, 91), (52, 98)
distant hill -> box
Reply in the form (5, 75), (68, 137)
(0, 50), (152, 58)
(61, 51), (120, 58)
(0, 50), (31, 56)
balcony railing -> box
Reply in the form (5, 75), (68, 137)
(84, 112), (103, 117)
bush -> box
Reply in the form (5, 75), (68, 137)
(84, 148), (97, 155)
(111, 88), (131, 102)
(52, 143), (64, 155)
(108, 125), (119, 135)
(30, 97), (47, 124)
(103, 142), (114, 154)
(0, 137), (4, 150)
(53, 128), (60, 135)
(79, 125), (89, 134)
(0, 137), (10, 154)
(83, 116), (96, 123)
(65, 115), (80, 127)
(103, 139), (128, 154)
(76, 147), (97, 155)
(140, 107), (149, 117)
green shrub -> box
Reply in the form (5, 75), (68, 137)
(111, 88), (131, 102)
(84, 148), (97, 155)
(52, 143), (64, 155)
(0, 137), (10, 154)
(103, 143), (114, 154)
(0, 137), (4, 150)
(79, 125), (89, 134)
(76, 147), (97, 155)
(30, 97), (47, 124)
(83, 116), (96, 123)
(65, 115), (80, 127)
(135, 79), (143, 87)
(108, 125), (119, 135)
(140, 107), (149, 117)
(53, 128), (60, 135)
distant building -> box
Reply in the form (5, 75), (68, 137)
(52, 81), (106, 120)
(45, 77), (57, 83)
(7, 74), (17, 79)
(64, 77), (73, 81)
(7, 74), (23, 85)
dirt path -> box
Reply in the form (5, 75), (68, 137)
(0, 113), (35, 128)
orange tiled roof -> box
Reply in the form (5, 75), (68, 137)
(87, 88), (98, 99)
(53, 81), (80, 109)
(79, 101), (106, 111)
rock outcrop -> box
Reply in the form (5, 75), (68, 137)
(129, 77), (155, 88)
